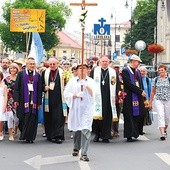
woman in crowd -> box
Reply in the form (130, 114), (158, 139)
(37, 66), (46, 137)
(0, 71), (8, 140)
(4, 63), (19, 140)
(150, 64), (170, 140)
(139, 66), (152, 126)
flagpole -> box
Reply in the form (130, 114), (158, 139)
(26, 32), (28, 58)
(26, 32), (31, 58)
(27, 32), (31, 55)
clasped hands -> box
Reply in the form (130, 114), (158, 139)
(73, 80), (87, 99)
(73, 91), (84, 99)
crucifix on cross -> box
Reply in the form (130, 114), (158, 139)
(70, 0), (97, 98)
(70, 0), (97, 10)
(70, 0), (97, 75)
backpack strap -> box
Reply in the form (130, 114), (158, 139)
(168, 77), (170, 84)
(155, 77), (158, 86)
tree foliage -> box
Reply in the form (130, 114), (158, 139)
(123, 0), (156, 64)
(0, 0), (72, 53)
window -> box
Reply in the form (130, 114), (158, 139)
(116, 50), (120, 56)
(63, 56), (66, 60)
(115, 35), (120, 42)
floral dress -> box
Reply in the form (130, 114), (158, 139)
(4, 76), (16, 113)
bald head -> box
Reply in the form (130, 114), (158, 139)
(100, 56), (110, 69)
(49, 57), (59, 70)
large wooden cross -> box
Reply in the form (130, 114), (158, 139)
(70, 0), (97, 9)
(70, 0), (97, 79)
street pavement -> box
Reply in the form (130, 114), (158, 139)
(0, 114), (170, 170)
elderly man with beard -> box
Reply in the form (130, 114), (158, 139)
(1, 58), (10, 79)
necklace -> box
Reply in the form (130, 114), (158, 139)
(101, 69), (109, 85)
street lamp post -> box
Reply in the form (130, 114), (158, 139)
(94, 40), (99, 56)
(111, 12), (117, 58)
(125, 0), (133, 48)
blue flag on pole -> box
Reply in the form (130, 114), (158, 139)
(113, 52), (117, 60)
(29, 32), (43, 65)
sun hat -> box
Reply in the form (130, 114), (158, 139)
(130, 54), (142, 62)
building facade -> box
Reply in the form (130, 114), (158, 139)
(157, 0), (170, 64)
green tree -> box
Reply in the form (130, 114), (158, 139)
(123, 0), (156, 64)
(0, 0), (71, 53)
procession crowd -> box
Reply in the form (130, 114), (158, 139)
(0, 55), (170, 162)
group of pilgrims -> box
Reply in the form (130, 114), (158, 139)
(0, 54), (169, 161)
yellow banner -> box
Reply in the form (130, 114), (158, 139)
(10, 9), (46, 32)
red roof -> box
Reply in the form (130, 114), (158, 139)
(57, 31), (81, 49)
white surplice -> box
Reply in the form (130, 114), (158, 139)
(64, 76), (95, 131)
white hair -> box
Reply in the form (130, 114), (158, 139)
(139, 66), (147, 72)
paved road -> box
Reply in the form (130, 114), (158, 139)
(0, 114), (170, 170)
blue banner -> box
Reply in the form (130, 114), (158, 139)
(29, 32), (43, 65)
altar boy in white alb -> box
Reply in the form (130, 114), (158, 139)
(64, 64), (95, 162)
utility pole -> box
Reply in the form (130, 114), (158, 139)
(125, 0), (133, 48)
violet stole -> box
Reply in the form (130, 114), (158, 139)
(23, 70), (38, 114)
(127, 68), (140, 116)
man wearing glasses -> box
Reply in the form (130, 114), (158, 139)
(14, 57), (42, 143)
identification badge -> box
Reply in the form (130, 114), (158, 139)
(136, 81), (139, 87)
(28, 83), (34, 91)
(49, 82), (55, 90)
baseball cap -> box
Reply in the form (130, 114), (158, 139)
(130, 54), (142, 62)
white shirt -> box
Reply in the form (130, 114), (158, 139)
(64, 76), (95, 131)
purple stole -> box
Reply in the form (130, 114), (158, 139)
(23, 70), (38, 114)
(127, 67), (141, 116)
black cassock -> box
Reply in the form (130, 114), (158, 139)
(42, 70), (65, 141)
(13, 71), (42, 142)
(122, 67), (147, 139)
(90, 68), (120, 140)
